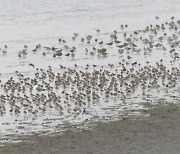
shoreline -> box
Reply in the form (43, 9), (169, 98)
(1, 104), (180, 154)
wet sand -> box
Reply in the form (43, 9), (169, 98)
(1, 104), (180, 154)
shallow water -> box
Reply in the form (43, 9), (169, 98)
(1, 0), (180, 142)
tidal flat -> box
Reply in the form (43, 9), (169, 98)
(1, 0), (180, 153)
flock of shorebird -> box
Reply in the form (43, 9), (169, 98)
(0, 16), (180, 117)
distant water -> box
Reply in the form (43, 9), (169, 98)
(0, 0), (180, 45)
(0, 0), (180, 73)
(0, 0), (180, 142)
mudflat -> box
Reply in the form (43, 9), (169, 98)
(1, 104), (180, 154)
